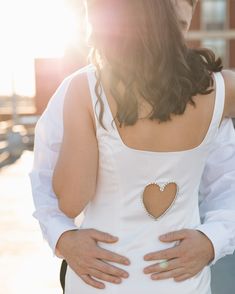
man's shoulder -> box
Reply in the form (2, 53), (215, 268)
(219, 118), (235, 131)
(216, 118), (235, 143)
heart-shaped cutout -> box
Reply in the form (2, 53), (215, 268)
(142, 182), (179, 220)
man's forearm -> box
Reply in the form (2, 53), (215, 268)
(29, 168), (78, 255)
(198, 118), (235, 265)
(195, 218), (235, 266)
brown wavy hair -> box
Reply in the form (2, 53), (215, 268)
(85, 0), (222, 130)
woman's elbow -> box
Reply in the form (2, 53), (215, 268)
(53, 179), (78, 218)
(52, 169), (63, 200)
(58, 198), (79, 218)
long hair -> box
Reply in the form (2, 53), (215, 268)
(85, 0), (222, 129)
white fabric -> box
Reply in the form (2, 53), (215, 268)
(29, 65), (235, 288)
(62, 65), (225, 293)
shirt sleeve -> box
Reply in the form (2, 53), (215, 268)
(29, 75), (79, 257)
(195, 118), (235, 266)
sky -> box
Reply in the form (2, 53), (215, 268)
(0, 0), (228, 97)
(0, 0), (81, 96)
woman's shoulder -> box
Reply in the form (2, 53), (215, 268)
(64, 62), (93, 87)
(63, 63), (96, 130)
(65, 63), (94, 80)
(64, 63), (94, 104)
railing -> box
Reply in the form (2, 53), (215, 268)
(188, 29), (235, 40)
(0, 96), (36, 116)
(0, 116), (39, 168)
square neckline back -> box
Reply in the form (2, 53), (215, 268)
(87, 66), (225, 156)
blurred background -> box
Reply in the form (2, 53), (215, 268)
(0, 0), (234, 293)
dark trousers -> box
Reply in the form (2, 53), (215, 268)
(60, 259), (68, 293)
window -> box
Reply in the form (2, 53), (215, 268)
(201, 0), (228, 66)
(201, 0), (227, 31)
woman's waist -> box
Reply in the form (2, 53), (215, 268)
(79, 220), (199, 260)
(85, 183), (201, 225)
(96, 240), (179, 271)
(66, 263), (211, 294)
(79, 206), (202, 237)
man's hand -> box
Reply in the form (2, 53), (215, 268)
(143, 229), (214, 282)
(56, 229), (130, 289)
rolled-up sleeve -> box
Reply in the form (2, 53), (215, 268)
(196, 119), (235, 266)
(29, 75), (79, 256)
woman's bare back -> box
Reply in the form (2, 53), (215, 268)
(100, 68), (219, 153)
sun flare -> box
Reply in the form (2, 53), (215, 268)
(0, 0), (83, 96)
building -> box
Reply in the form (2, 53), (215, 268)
(0, 0), (234, 118)
(190, 0), (235, 69)
(35, 0), (235, 114)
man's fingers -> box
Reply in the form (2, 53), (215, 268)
(97, 247), (131, 266)
(94, 259), (129, 279)
(159, 229), (189, 242)
(144, 246), (179, 261)
(144, 258), (180, 274)
(89, 229), (119, 243)
(80, 274), (105, 289)
(151, 267), (185, 280)
(88, 268), (122, 284)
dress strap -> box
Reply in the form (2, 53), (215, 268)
(201, 71), (225, 146)
(86, 65), (99, 131)
(210, 72), (225, 130)
(86, 65), (116, 134)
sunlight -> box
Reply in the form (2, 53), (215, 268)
(0, 0), (82, 97)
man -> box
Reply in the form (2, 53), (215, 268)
(29, 0), (235, 292)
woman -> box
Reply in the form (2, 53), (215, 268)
(52, 1), (235, 293)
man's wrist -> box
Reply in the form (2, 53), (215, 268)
(195, 229), (215, 265)
(42, 214), (79, 257)
(55, 229), (79, 259)
(194, 222), (229, 266)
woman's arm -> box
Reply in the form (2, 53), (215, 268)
(222, 70), (235, 118)
(52, 73), (98, 218)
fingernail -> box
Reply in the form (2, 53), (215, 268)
(110, 237), (118, 242)
(122, 272), (129, 278)
(159, 235), (166, 240)
(143, 268), (149, 274)
(151, 275), (159, 280)
(112, 236), (119, 239)
(124, 260), (130, 265)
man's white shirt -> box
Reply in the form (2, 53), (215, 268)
(29, 66), (235, 266)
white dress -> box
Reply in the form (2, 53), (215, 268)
(65, 65), (225, 294)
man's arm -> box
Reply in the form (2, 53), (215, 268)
(29, 66), (130, 289)
(196, 118), (235, 265)
(29, 75), (78, 256)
